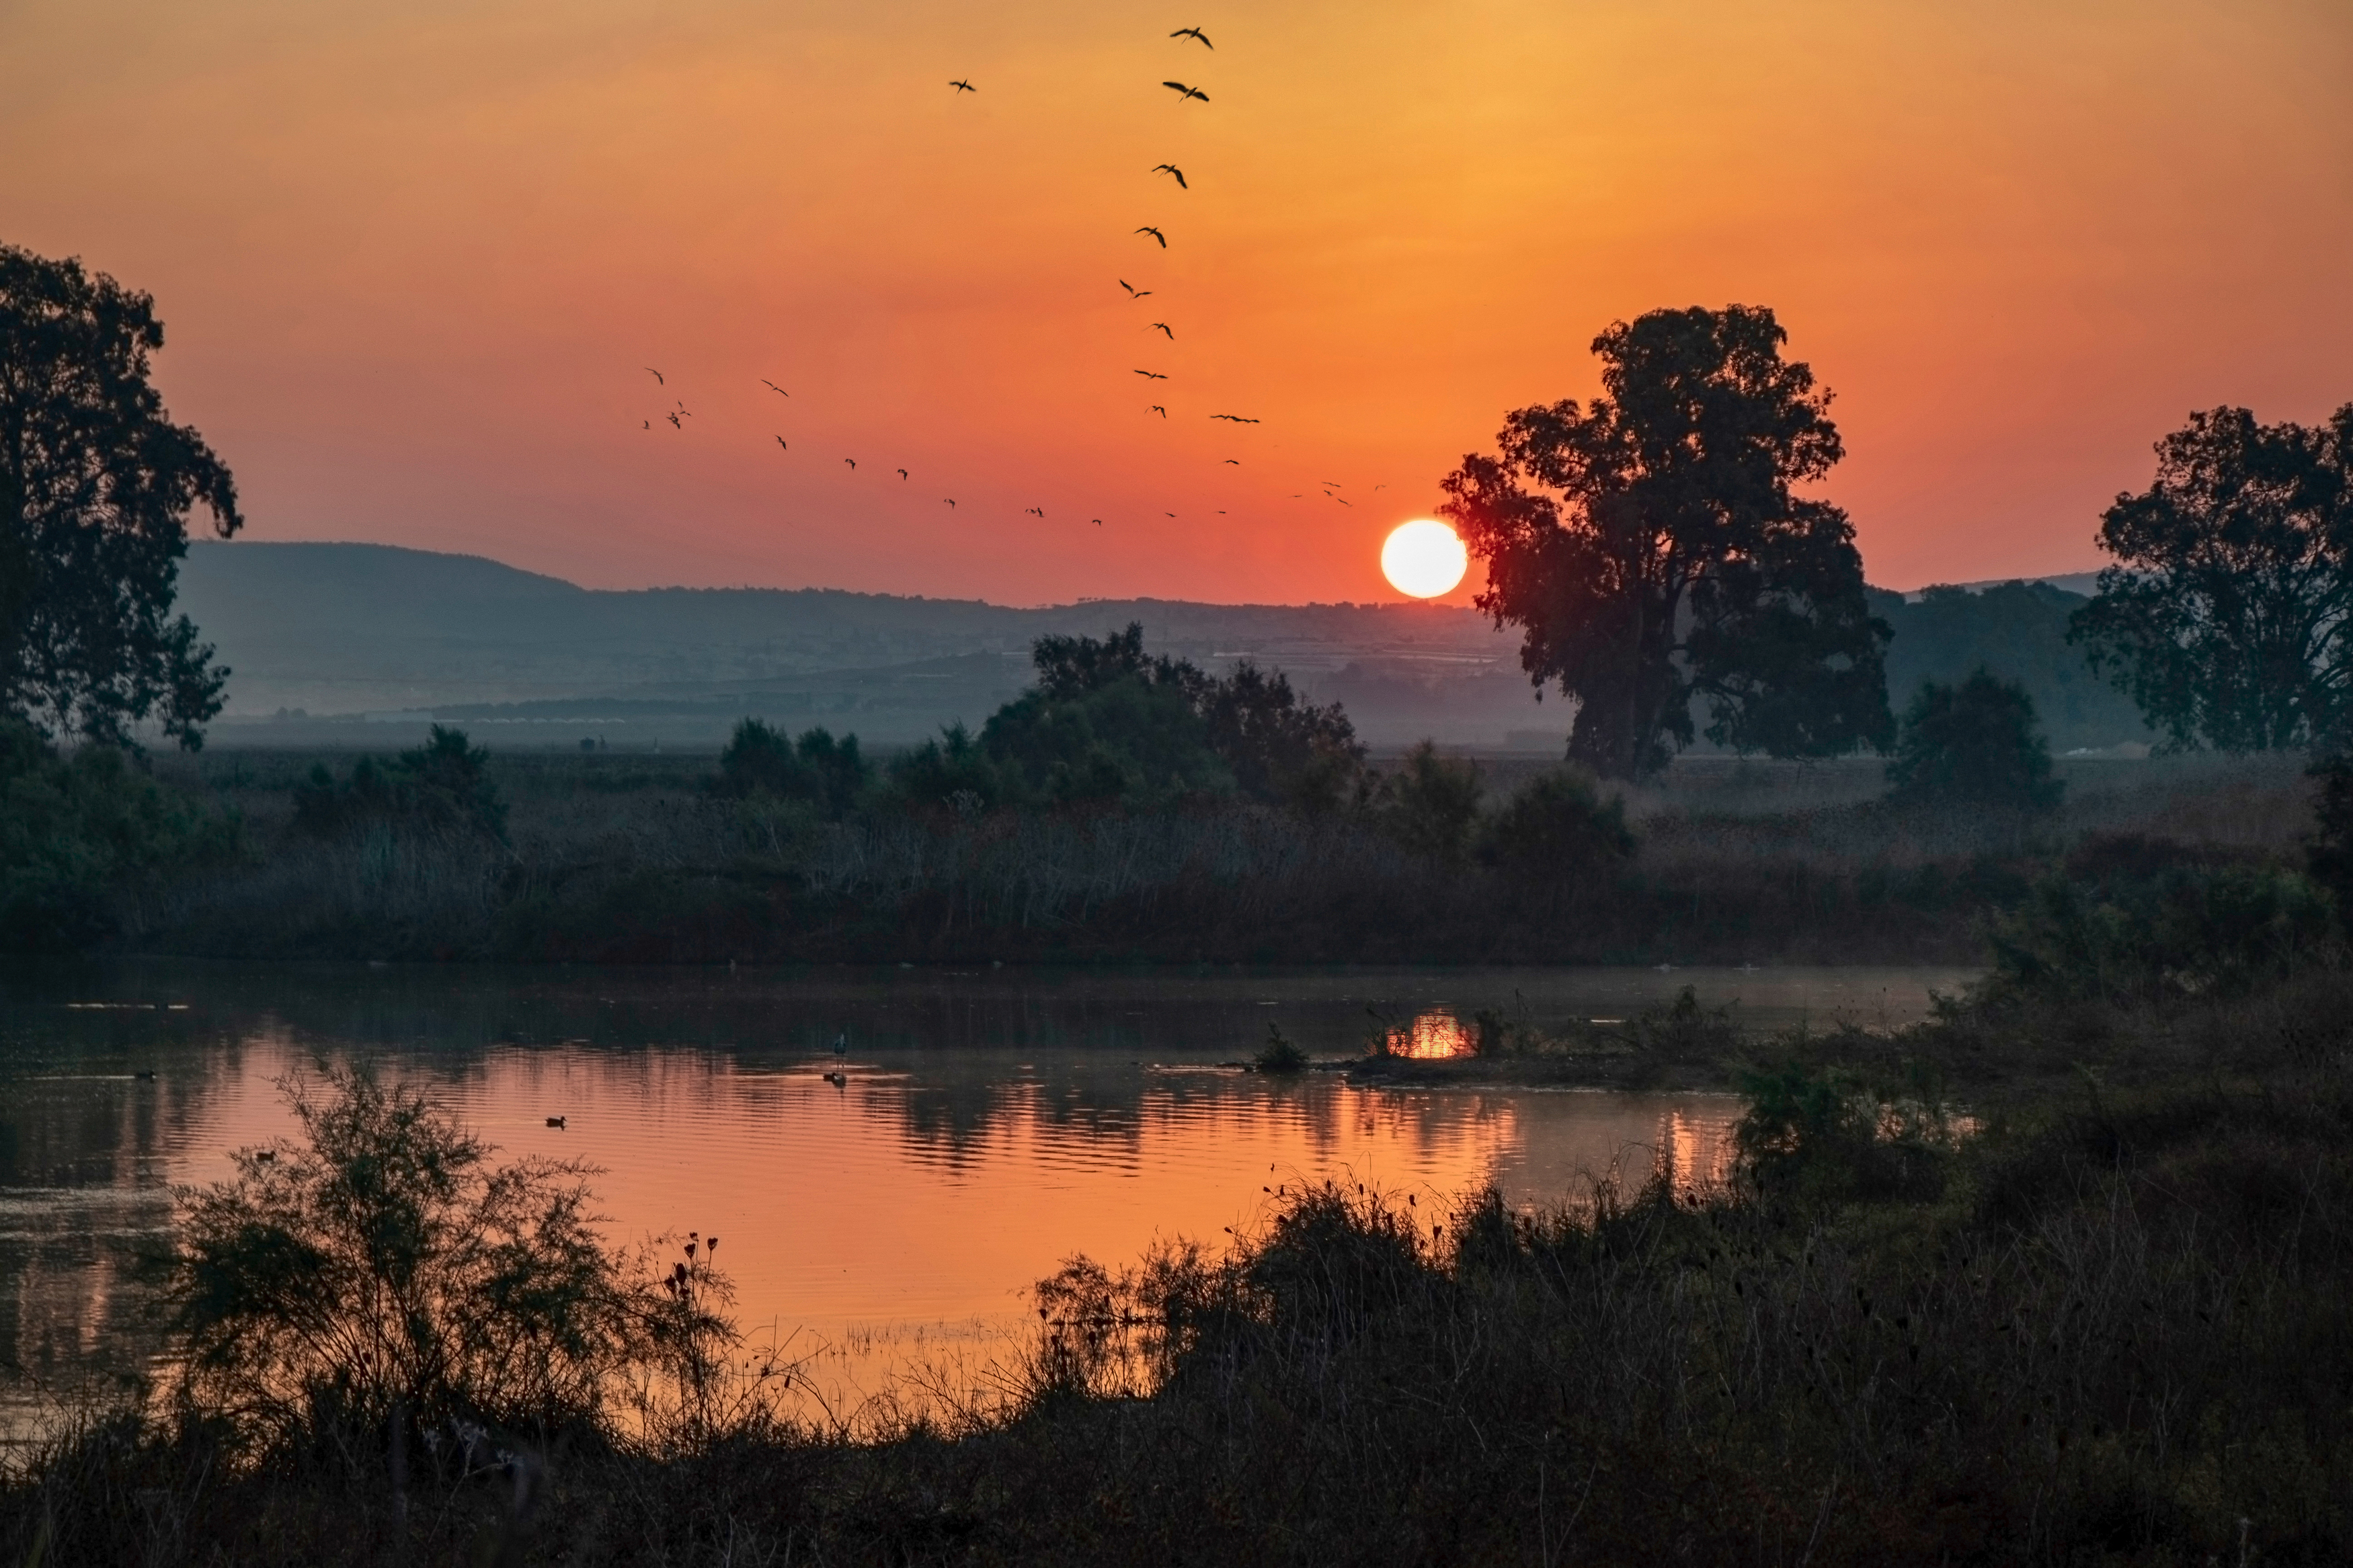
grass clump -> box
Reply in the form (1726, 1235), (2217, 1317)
(1251, 1022), (1308, 1073)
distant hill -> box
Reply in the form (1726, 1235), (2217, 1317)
(177, 542), (1546, 748)
(175, 542), (2155, 754)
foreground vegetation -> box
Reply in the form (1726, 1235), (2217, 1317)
(10, 939), (2353, 1563)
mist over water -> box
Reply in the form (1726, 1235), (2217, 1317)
(0, 961), (1970, 1436)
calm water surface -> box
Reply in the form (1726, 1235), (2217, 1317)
(0, 960), (1974, 1435)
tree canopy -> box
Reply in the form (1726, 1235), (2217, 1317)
(2070, 403), (2353, 752)
(1439, 304), (1890, 780)
(1, 244), (239, 748)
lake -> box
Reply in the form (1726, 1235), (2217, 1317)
(0, 959), (1975, 1437)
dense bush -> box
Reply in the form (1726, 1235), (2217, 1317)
(1377, 741), (1482, 862)
(169, 1067), (747, 1454)
(291, 725), (507, 841)
(1988, 861), (2334, 1001)
(1733, 1059), (1954, 1204)
(1886, 668), (2063, 814)
(1476, 766), (1636, 889)
(2307, 750), (2353, 920)
(0, 716), (235, 950)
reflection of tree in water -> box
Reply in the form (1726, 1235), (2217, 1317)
(0, 997), (241, 1436)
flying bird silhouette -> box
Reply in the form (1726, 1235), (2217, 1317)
(943, 498), (957, 507)
(1224, 458), (1240, 464)
(1149, 405), (1167, 417)
(1209, 413), (1261, 423)
(760, 380), (789, 396)
(1135, 226), (1167, 247)
(646, 368), (664, 385)
(642, 421), (651, 430)
(897, 468), (909, 480)
(1373, 483), (1386, 491)
(665, 412), (682, 429)
(1093, 518), (1103, 526)
(1170, 26), (1212, 48)
(949, 79), (975, 93)
(1162, 81), (1209, 103)
(1152, 163), (1188, 188)
(1150, 322), (1174, 338)
(1134, 369), (1168, 380)
(774, 436), (787, 450)
(1165, 511), (1177, 518)
(1119, 279), (1153, 298)
(844, 458), (856, 471)
(1025, 506), (1044, 517)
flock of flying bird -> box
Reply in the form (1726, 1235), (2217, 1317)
(637, 25), (1381, 530)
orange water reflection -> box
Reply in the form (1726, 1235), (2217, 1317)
(9, 962), (1978, 1434)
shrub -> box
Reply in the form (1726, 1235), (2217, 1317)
(167, 1066), (730, 1452)
(1379, 741), (1483, 862)
(1989, 862), (2335, 1001)
(1252, 1022), (1308, 1073)
(2308, 751), (2353, 920)
(0, 716), (235, 950)
(291, 725), (506, 841)
(1476, 767), (1635, 889)
(1886, 668), (2063, 813)
(1734, 1058), (1953, 1204)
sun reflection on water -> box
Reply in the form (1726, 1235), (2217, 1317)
(1383, 1012), (1472, 1059)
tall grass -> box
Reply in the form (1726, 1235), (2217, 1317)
(113, 747), (2320, 966)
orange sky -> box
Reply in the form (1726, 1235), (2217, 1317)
(3, 0), (2348, 605)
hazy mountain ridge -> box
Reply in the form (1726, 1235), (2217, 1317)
(177, 542), (2152, 753)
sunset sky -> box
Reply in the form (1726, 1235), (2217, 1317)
(4, 0), (2347, 606)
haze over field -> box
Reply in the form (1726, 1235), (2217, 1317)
(5, 0), (2348, 605)
(180, 541), (2146, 751)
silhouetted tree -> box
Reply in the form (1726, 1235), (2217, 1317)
(1884, 671), (2062, 814)
(1440, 305), (1890, 780)
(1, 244), (240, 747)
(715, 719), (869, 817)
(291, 725), (506, 840)
(2070, 404), (2353, 752)
(982, 673), (1233, 806)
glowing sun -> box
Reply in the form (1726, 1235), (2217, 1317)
(1381, 520), (1468, 598)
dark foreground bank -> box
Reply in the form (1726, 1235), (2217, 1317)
(9, 952), (2353, 1565)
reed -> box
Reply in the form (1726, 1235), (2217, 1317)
(110, 745), (2319, 968)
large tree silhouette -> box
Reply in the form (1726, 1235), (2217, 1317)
(1, 243), (240, 747)
(2069, 404), (2353, 753)
(1440, 305), (1890, 780)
